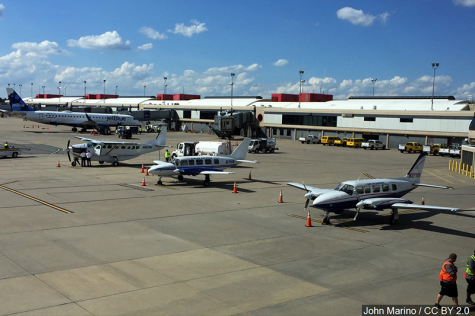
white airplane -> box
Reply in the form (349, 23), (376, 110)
(6, 88), (142, 132)
(148, 138), (256, 186)
(64, 125), (167, 166)
(287, 152), (461, 225)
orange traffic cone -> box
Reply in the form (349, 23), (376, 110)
(38, 125), (40, 128)
(232, 181), (238, 193)
(145, 166), (149, 176)
(422, 196), (425, 205)
(57, 160), (61, 167)
(98, 132), (101, 136)
(248, 171), (252, 180)
(141, 164), (144, 173)
(305, 209), (313, 227)
(142, 177), (146, 186)
(278, 190), (283, 203)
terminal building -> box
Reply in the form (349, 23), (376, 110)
(17, 91), (475, 148)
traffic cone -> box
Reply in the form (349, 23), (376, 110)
(145, 166), (149, 176)
(141, 164), (145, 173)
(57, 160), (61, 167)
(232, 181), (238, 193)
(278, 190), (283, 203)
(422, 196), (425, 205)
(141, 177), (146, 186)
(98, 132), (101, 136)
(38, 125), (40, 128)
(248, 171), (252, 180)
(305, 209), (313, 227)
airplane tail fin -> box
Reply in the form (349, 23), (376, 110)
(6, 88), (35, 111)
(230, 138), (251, 160)
(143, 125), (167, 147)
(404, 152), (427, 183)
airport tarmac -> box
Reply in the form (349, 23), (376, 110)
(1, 117), (475, 316)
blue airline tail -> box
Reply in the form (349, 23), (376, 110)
(6, 88), (35, 111)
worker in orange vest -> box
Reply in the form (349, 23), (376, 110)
(435, 253), (459, 308)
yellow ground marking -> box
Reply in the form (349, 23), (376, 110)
(288, 214), (368, 233)
(425, 170), (454, 185)
(0, 185), (73, 214)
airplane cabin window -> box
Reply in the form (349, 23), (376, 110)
(205, 159), (212, 165)
(127, 146), (130, 149)
(180, 160), (188, 166)
(121, 146), (125, 149)
(392, 184), (397, 191)
(355, 186), (364, 194)
(214, 159), (219, 164)
(364, 186), (371, 193)
(189, 160), (195, 165)
(196, 159), (203, 165)
(372, 185), (380, 193)
(382, 184), (389, 192)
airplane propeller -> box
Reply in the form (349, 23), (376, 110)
(353, 181), (363, 221)
(66, 140), (71, 162)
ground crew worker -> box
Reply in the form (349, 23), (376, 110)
(465, 250), (475, 305)
(86, 151), (92, 167)
(435, 253), (459, 308)
(80, 151), (86, 167)
(165, 149), (171, 162)
(139, 126), (142, 134)
(4, 142), (8, 149)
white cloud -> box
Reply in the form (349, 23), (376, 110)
(11, 41), (68, 55)
(67, 31), (131, 50)
(453, 0), (475, 7)
(168, 19), (207, 37)
(139, 27), (167, 40)
(204, 63), (262, 75)
(336, 7), (389, 26)
(137, 43), (153, 51)
(0, 4), (4, 18)
(273, 59), (288, 67)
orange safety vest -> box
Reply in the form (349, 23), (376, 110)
(440, 260), (457, 283)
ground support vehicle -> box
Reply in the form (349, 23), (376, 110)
(422, 143), (447, 155)
(299, 135), (319, 144)
(118, 129), (132, 139)
(334, 137), (350, 147)
(172, 141), (232, 158)
(347, 138), (365, 148)
(449, 144), (461, 158)
(248, 138), (277, 153)
(362, 140), (386, 150)
(0, 147), (23, 158)
(399, 142), (423, 153)
(321, 136), (340, 146)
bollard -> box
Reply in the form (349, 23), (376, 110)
(466, 164), (469, 176)
(449, 160), (452, 171)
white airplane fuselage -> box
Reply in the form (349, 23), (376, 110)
(70, 141), (160, 163)
(23, 111), (141, 127)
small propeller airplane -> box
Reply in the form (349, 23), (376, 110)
(6, 88), (142, 132)
(148, 138), (256, 186)
(63, 125), (167, 166)
(287, 152), (461, 225)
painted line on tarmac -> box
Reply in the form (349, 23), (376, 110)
(0, 185), (73, 214)
(381, 209), (421, 216)
(425, 170), (454, 185)
(288, 214), (368, 233)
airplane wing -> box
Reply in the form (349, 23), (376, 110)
(391, 203), (461, 212)
(236, 159), (258, 164)
(200, 171), (235, 175)
(75, 136), (98, 142)
(74, 136), (140, 145)
(287, 182), (333, 195)
(414, 183), (454, 189)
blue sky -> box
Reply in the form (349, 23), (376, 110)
(1, 0), (474, 100)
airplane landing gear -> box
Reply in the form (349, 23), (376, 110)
(203, 175), (210, 186)
(71, 161), (77, 166)
(156, 177), (163, 185)
(177, 175), (184, 181)
(80, 128), (87, 133)
(322, 212), (331, 225)
(389, 209), (398, 225)
(72, 127), (77, 132)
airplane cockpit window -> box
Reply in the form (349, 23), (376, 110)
(95, 145), (101, 150)
(392, 184), (397, 191)
(339, 184), (354, 195)
(335, 183), (342, 190)
(355, 186), (364, 194)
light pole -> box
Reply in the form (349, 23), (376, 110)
(84, 81), (87, 98)
(31, 83), (33, 97)
(64, 86), (67, 96)
(230, 73), (235, 111)
(42, 86), (45, 94)
(103, 79), (106, 103)
(143, 84), (146, 96)
(371, 78), (377, 97)
(431, 62), (439, 111)
(19, 84), (22, 97)
(115, 85), (118, 95)
(299, 70), (304, 108)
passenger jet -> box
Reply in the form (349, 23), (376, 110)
(6, 88), (141, 132)
(288, 152), (461, 225)
(148, 138), (255, 186)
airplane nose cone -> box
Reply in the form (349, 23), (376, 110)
(304, 192), (314, 200)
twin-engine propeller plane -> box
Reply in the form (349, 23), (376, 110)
(148, 138), (256, 186)
(288, 152), (461, 225)
(6, 88), (142, 132)
(63, 125), (167, 166)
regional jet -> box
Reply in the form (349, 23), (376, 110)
(148, 138), (256, 186)
(287, 152), (461, 225)
(6, 88), (141, 132)
(64, 125), (167, 166)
